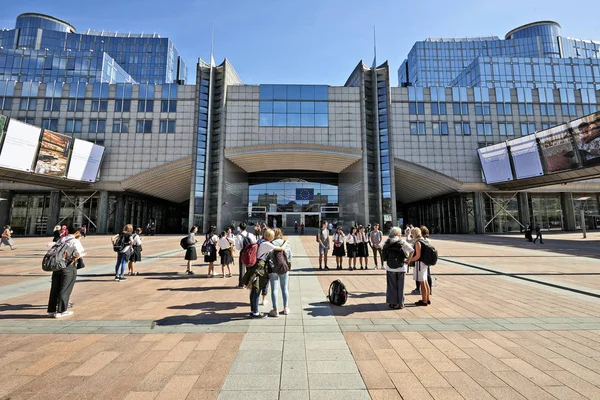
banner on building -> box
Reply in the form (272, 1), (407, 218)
(568, 111), (600, 167)
(477, 143), (513, 184)
(0, 119), (42, 172)
(537, 124), (580, 173)
(296, 188), (314, 201)
(66, 139), (105, 182)
(509, 135), (544, 179)
(0, 114), (7, 146)
(34, 130), (72, 177)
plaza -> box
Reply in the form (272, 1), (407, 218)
(1, 233), (600, 399)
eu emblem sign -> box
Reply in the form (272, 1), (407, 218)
(295, 188), (314, 201)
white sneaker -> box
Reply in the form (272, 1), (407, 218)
(54, 311), (73, 318)
(283, 307), (290, 315)
(47, 312), (56, 318)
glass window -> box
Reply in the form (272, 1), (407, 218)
(315, 102), (328, 114)
(259, 113), (272, 126)
(287, 86), (301, 100)
(259, 85), (274, 100)
(477, 123), (492, 136)
(136, 119), (152, 133)
(287, 101), (300, 113)
(499, 123), (514, 136)
(410, 122), (426, 135)
(273, 101), (286, 113)
(301, 114), (315, 126)
(287, 114), (301, 126)
(273, 114), (286, 126)
(314, 86), (328, 100)
(301, 102), (314, 113)
(42, 118), (58, 131)
(315, 114), (328, 127)
(259, 101), (273, 113)
(301, 85), (315, 100)
(113, 119), (129, 133)
(273, 85), (287, 100)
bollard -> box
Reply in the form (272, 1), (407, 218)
(581, 209), (587, 239)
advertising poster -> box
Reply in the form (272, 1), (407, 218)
(0, 119), (42, 172)
(509, 135), (544, 179)
(66, 139), (105, 182)
(568, 111), (600, 167)
(477, 143), (513, 184)
(536, 124), (579, 173)
(0, 114), (7, 146)
(34, 130), (72, 177)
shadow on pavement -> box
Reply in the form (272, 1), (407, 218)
(0, 303), (49, 319)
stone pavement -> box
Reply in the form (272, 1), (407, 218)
(1, 232), (600, 399)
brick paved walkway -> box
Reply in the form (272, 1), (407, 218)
(1, 232), (600, 399)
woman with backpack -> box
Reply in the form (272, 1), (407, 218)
(128, 227), (143, 276)
(407, 227), (431, 306)
(346, 226), (358, 270)
(184, 226), (198, 275)
(112, 224), (133, 281)
(203, 226), (219, 278)
(420, 226), (434, 295)
(332, 226), (346, 270)
(357, 225), (369, 270)
(218, 231), (234, 278)
(382, 227), (414, 309)
(268, 228), (292, 317)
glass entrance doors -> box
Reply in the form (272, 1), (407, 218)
(266, 212), (322, 229)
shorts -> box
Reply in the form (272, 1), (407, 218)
(413, 261), (428, 282)
(319, 245), (329, 255)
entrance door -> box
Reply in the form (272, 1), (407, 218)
(304, 213), (320, 228)
(286, 213), (301, 229)
(266, 213), (283, 229)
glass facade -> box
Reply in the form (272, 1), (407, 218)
(259, 84), (328, 127)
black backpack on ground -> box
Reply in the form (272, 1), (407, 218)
(327, 279), (348, 306)
(417, 239), (438, 266)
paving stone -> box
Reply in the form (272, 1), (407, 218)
(217, 391), (279, 400)
(307, 360), (360, 374)
(228, 361), (281, 375)
(308, 373), (366, 389)
(309, 390), (370, 400)
(281, 360), (308, 390)
(221, 374), (280, 391)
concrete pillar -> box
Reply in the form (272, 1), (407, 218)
(0, 190), (12, 228)
(97, 191), (109, 234)
(473, 192), (486, 234)
(517, 192), (531, 228)
(458, 195), (470, 234)
(46, 191), (61, 235)
(114, 195), (125, 233)
(560, 192), (576, 231)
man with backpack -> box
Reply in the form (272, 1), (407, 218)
(46, 225), (84, 318)
(317, 220), (330, 270)
(234, 222), (257, 288)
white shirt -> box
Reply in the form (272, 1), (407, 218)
(257, 241), (276, 260)
(347, 234), (357, 244)
(63, 235), (85, 258)
(357, 232), (368, 243)
(218, 236), (233, 250)
(333, 233), (345, 244)
(132, 234), (142, 246)
(234, 230), (257, 251)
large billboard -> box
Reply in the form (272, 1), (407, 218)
(509, 135), (544, 179)
(537, 124), (580, 173)
(66, 139), (105, 182)
(0, 119), (42, 172)
(568, 111), (600, 167)
(477, 143), (513, 184)
(34, 130), (72, 177)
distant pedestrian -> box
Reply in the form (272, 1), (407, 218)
(218, 231), (234, 278)
(1, 225), (16, 251)
(370, 223), (383, 269)
(300, 223), (305, 235)
(60, 225), (68, 238)
(52, 225), (61, 243)
(328, 222), (333, 235)
(294, 221), (298, 233)
(81, 225), (87, 238)
(382, 227), (414, 309)
(128, 227), (143, 275)
(420, 226), (434, 295)
(533, 224), (544, 244)
(112, 224), (133, 281)
(346, 226), (358, 270)
(204, 226), (219, 278)
(332, 226), (346, 270)
(317, 220), (330, 270)
(408, 227), (431, 307)
(47, 225), (84, 318)
(184, 226), (199, 275)
(357, 225), (369, 269)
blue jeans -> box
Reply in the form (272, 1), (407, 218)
(269, 272), (289, 310)
(115, 253), (127, 277)
(249, 287), (260, 314)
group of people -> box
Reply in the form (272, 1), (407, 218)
(183, 225), (236, 278)
(524, 224), (544, 244)
(111, 225), (144, 280)
(318, 220), (385, 271)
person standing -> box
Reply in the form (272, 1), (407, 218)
(47, 225), (84, 318)
(332, 226), (346, 270)
(204, 226), (219, 278)
(407, 227), (431, 307)
(112, 224), (133, 281)
(317, 220), (330, 270)
(420, 226), (434, 295)
(346, 226), (358, 270)
(300, 222), (305, 235)
(269, 228), (292, 317)
(382, 227), (414, 309)
(81, 225), (87, 238)
(184, 226), (199, 275)
(1, 225), (16, 251)
(357, 225), (369, 269)
(533, 224), (544, 244)
(128, 227), (143, 276)
(227, 226), (236, 269)
(218, 231), (234, 278)
(328, 221), (333, 235)
(273, 218), (277, 229)
(370, 223), (383, 269)
(234, 222), (257, 288)
(294, 221), (298, 234)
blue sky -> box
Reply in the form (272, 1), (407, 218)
(2, 0), (599, 86)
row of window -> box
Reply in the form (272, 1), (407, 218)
(0, 97), (178, 113)
(35, 118), (177, 133)
(409, 121), (552, 136)
(409, 101), (596, 117)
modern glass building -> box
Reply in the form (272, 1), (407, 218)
(1, 15), (600, 235)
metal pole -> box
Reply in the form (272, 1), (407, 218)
(581, 209), (587, 239)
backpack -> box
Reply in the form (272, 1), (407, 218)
(270, 250), (289, 275)
(201, 235), (216, 255)
(42, 238), (75, 272)
(382, 243), (406, 269)
(180, 236), (189, 250)
(241, 234), (258, 266)
(327, 279), (348, 306)
(112, 234), (124, 253)
(417, 239), (438, 266)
